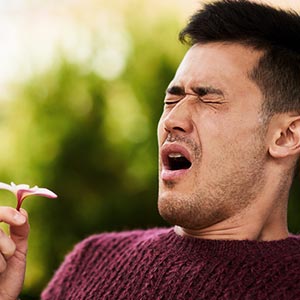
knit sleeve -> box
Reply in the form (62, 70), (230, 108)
(40, 234), (101, 300)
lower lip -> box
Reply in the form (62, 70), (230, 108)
(161, 168), (190, 181)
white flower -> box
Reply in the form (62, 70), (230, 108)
(0, 182), (57, 210)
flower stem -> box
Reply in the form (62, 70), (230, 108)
(16, 201), (21, 211)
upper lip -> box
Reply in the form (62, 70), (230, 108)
(160, 143), (192, 170)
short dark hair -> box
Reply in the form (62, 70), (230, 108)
(179, 0), (300, 118)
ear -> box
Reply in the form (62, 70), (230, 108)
(269, 115), (300, 158)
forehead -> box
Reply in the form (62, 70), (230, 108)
(171, 42), (263, 94)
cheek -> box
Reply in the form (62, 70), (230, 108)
(194, 114), (236, 161)
(195, 112), (229, 140)
(198, 111), (251, 143)
(200, 118), (263, 165)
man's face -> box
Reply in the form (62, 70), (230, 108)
(157, 42), (268, 230)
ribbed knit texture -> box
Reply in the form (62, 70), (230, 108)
(41, 228), (300, 300)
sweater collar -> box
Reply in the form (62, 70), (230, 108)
(157, 227), (300, 260)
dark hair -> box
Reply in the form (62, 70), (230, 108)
(179, 0), (300, 118)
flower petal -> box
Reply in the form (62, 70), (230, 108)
(0, 182), (14, 192)
(19, 188), (57, 200)
(11, 182), (31, 190)
(0, 181), (57, 211)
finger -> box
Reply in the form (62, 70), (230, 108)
(0, 229), (16, 259)
(9, 209), (30, 254)
(0, 206), (26, 226)
(0, 253), (7, 273)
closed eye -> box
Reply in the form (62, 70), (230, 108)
(164, 99), (181, 105)
(199, 98), (223, 105)
(163, 86), (227, 106)
(164, 94), (183, 105)
(193, 87), (226, 105)
(164, 96), (223, 106)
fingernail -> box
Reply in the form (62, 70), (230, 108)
(13, 213), (26, 223)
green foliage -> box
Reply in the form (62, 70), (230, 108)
(0, 6), (186, 298)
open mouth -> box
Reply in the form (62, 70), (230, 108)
(160, 144), (193, 180)
(166, 153), (192, 170)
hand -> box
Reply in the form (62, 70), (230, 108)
(0, 207), (30, 300)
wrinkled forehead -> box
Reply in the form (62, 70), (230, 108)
(171, 42), (263, 92)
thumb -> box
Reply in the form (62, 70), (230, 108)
(9, 209), (30, 254)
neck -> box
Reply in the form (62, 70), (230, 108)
(175, 215), (289, 241)
(175, 175), (290, 241)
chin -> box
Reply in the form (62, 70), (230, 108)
(158, 190), (228, 230)
(158, 194), (198, 228)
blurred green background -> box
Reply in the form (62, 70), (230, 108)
(0, 0), (299, 299)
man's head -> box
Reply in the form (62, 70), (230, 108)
(179, 0), (300, 119)
(157, 0), (300, 237)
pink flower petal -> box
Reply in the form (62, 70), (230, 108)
(0, 181), (57, 210)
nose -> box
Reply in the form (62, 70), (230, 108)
(162, 99), (193, 134)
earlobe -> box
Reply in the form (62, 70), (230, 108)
(269, 117), (300, 159)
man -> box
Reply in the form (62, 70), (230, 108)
(1, 0), (300, 299)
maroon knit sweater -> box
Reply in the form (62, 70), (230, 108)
(41, 228), (300, 299)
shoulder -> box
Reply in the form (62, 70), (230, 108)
(261, 238), (300, 297)
(252, 236), (300, 292)
(73, 227), (170, 255)
(44, 228), (170, 283)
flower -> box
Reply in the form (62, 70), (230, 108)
(0, 182), (57, 211)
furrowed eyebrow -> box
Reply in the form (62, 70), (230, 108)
(192, 86), (224, 97)
(166, 85), (225, 97)
(165, 86), (185, 95)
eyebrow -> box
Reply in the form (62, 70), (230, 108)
(192, 86), (224, 97)
(165, 85), (185, 95)
(166, 85), (225, 97)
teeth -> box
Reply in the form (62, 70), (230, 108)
(168, 153), (184, 158)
